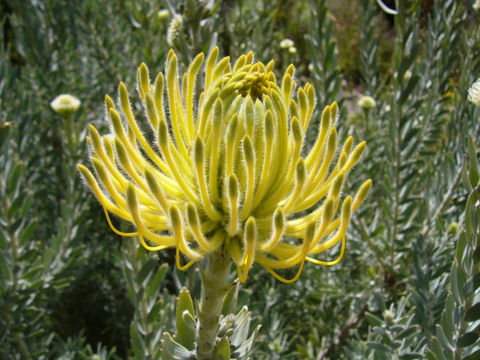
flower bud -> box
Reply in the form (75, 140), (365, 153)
(157, 9), (170, 22)
(468, 79), (480, 106)
(279, 39), (294, 49)
(167, 15), (183, 47)
(358, 96), (376, 110)
(50, 94), (81, 115)
(447, 222), (459, 235)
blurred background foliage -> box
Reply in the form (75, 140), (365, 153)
(1, 0), (480, 358)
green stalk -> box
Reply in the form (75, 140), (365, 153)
(196, 246), (231, 359)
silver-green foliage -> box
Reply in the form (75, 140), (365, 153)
(428, 137), (480, 360)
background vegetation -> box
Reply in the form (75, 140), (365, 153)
(1, 0), (480, 358)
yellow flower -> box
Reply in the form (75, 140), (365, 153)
(78, 48), (371, 283)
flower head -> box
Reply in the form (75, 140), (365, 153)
(78, 48), (371, 283)
(474, 0), (480, 11)
(51, 94), (81, 115)
(167, 15), (183, 47)
(358, 95), (376, 110)
(468, 79), (480, 106)
(279, 39), (294, 49)
(157, 9), (170, 22)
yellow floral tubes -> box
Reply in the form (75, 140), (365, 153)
(78, 47), (371, 284)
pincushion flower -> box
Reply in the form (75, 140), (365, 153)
(78, 48), (371, 283)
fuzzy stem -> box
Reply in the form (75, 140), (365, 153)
(196, 246), (231, 359)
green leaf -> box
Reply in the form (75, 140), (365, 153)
(175, 287), (195, 350)
(366, 341), (390, 353)
(465, 273), (480, 297)
(465, 303), (480, 322)
(456, 233), (467, 263)
(468, 137), (480, 188)
(19, 220), (38, 243)
(440, 296), (455, 346)
(212, 336), (231, 360)
(451, 266), (464, 306)
(365, 312), (384, 327)
(230, 306), (252, 348)
(221, 281), (239, 316)
(465, 192), (479, 240)
(130, 322), (146, 360)
(0, 122), (11, 151)
(146, 263), (169, 298)
(399, 75), (419, 105)
(457, 331), (479, 348)
(463, 160), (472, 192)
(6, 162), (22, 196)
(397, 325), (419, 340)
(161, 332), (193, 360)
(136, 258), (157, 286)
(399, 354), (424, 360)
(462, 349), (480, 360)
(429, 335), (449, 360)
(235, 324), (260, 358)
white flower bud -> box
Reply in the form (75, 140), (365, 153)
(50, 94), (80, 115)
(468, 79), (480, 106)
(358, 95), (376, 110)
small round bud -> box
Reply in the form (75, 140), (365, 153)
(157, 9), (170, 22)
(358, 96), (376, 110)
(383, 310), (395, 325)
(447, 222), (459, 235)
(279, 39), (294, 49)
(288, 46), (297, 54)
(474, 0), (480, 11)
(50, 94), (81, 115)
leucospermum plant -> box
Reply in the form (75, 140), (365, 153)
(78, 47), (371, 359)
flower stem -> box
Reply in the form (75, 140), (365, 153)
(196, 246), (231, 359)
